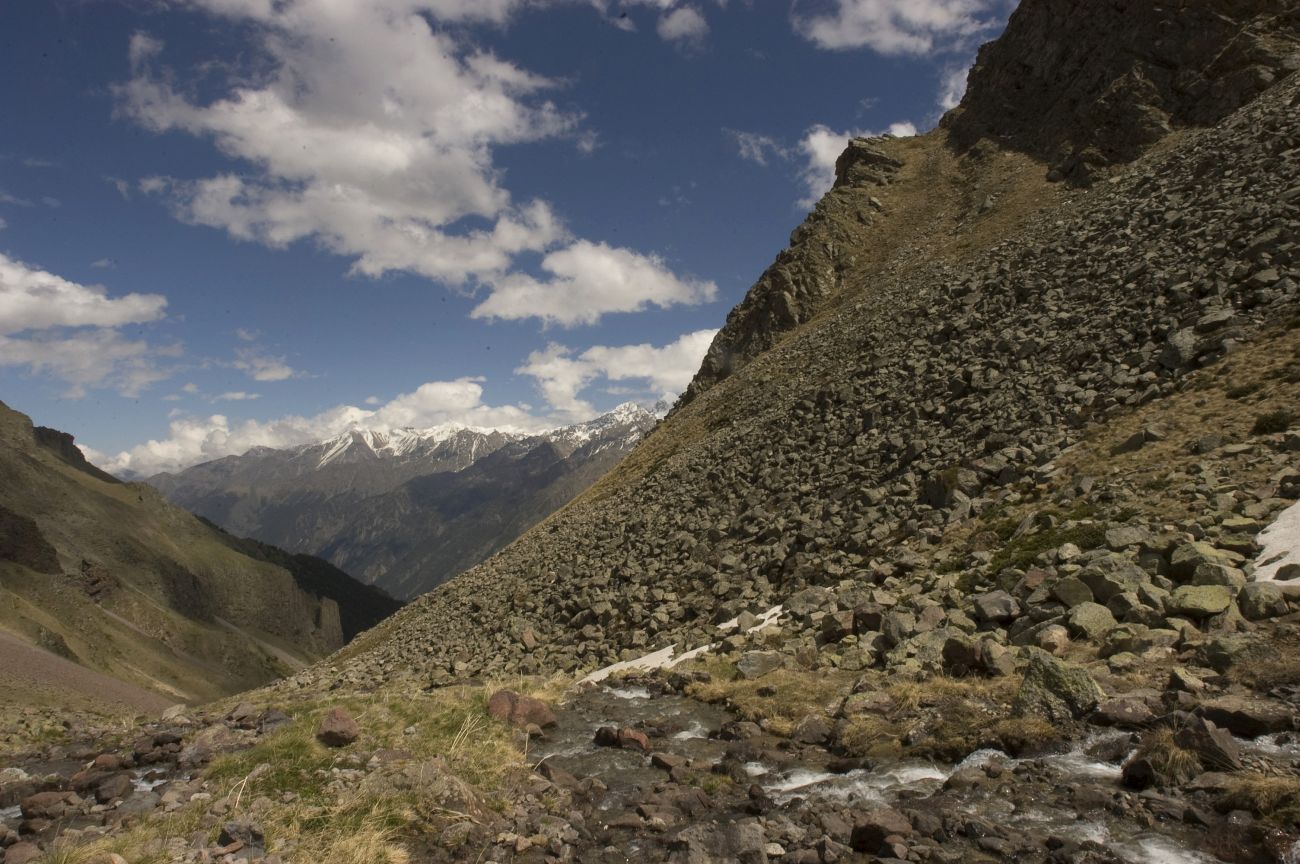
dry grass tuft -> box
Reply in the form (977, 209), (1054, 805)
(1220, 775), (1300, 828)
(1135, 728), (1203, 785)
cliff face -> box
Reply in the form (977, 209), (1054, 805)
(943, 0), (1300, 184)
(679, 0), (1300, 409)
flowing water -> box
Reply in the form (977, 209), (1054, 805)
(535, 682), (1262, 864)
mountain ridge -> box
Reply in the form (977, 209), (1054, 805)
(147, 402), (662, 598)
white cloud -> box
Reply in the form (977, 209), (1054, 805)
(517, 328), (716, 419)
(794, 121), (915, 207)
(657, 6), (709, 44)
(0, 217), (6, 230)
(471, 240), (716, 327)
(729, 130), (788, 166)
(0, 253), (166, 333)
(115, 3), (707, 326)
(939, 63), (970, 111)
(233, 347), (299, 381)
(792, 0), (1006, 55)
(100, 375), (551, 476)
(0, 329), (175, 398)
(235, 327), (260, 341)
(0, 253), (174, 396)
(91, 258), (116, 269)
(796, 124), (867, 207)
(214, 391), (260, 401)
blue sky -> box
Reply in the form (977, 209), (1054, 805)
(0, 0), (1014, 475)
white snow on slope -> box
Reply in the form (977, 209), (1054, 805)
(1254, 498), (1300, 582)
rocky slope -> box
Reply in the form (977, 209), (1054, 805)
(342, 21), (1300, 683)
(149, 404), (658, 599)
(0, 400), (398, 707)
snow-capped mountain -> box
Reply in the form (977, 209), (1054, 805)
(147, 403), (659, 600)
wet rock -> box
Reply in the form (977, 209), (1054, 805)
(1199, 696), (1295, 737)
(1092, 697), (1155, 728)
(1174, 716), (1241, 771)
(94, 773), (133, 804)
(21, 790), (78, 820)
(851, 806), (912, 853)
(1013, 649), (1105, 722)
(594, 726), (650, 752)
(217, 821), (266, 861)
(316, 707), (360, 747)
(486, 691), (557, 729)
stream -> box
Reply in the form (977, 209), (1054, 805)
(533, 681), (1300, 863)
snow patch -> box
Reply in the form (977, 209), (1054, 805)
(1253, 499), (1300, 582)
(718, 605), (784, 633)
(578, 641), (714, 685)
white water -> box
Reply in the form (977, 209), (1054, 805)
(607, 686), (652, 701)
(671, 720), (710, 740)
(0, 804), (20, 823)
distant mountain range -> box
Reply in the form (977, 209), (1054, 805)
(148, 402), (662, 599)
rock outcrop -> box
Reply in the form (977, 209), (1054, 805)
(943, 0), (1300, 185)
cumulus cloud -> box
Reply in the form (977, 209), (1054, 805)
(939, 63), (971, 111)
(214, 391), (260, 401)
(517, 328), (716, 420)
(115, 2), (708, 325)
(232, 347), (299, 382)
(471, 240), (716, 327)
(657, 6), (709, 44)
(0, 329), (176, 399)
(795, 121), (915, 207)
(729, 130), (789, 166)
(0, 253), (175, 396)
(100, 376), (551, 476)
(792, 0), (1006, 55)
(0, 253), (166, 333)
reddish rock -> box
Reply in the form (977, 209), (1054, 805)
(486, 690), (557, 729)
(20, 790), (77, 820)
(94, 773), (134, 804)
(92, 754), (125, 771)
(315, 707), (360, 747)
(593, 726), (650, 752)
(618, 728), (650, 752)
(4, 842), (44, 864)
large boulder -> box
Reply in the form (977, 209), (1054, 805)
(850, 806), (912, 853)
(1167, 585), (1235, 619)
(1170, 543), (1243, 583)
(316, 707), (361, 747)
(486, 690), (557, 729)
(736, 651), (784, 680)
(1238, 582), (1288, 619)
(1067, 602), (1118, 640)
(1199, 696), (1295, 737)
(972, 590), (1021, 624)
(1013, 649), (1105, 723)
